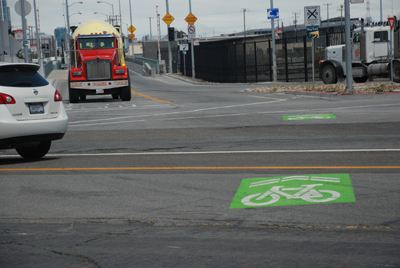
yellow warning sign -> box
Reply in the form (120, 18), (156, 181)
(185, 13), (197, 26)
(128, 25), (136, 33)
(162, 13), (175, 26)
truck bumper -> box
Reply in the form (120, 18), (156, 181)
(70, 80), (129, 91)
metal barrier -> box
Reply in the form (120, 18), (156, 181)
(131, 56), (160, 74)
(44, 61), (56, 78)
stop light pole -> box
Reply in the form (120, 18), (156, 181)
(166, 0), (172, 73)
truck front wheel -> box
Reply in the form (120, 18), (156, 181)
(321, 64), (338, 84)
(390, 61), (400, 83)
(120, 75), (131, 101)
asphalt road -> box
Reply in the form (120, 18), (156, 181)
(1, 62), (399, 268)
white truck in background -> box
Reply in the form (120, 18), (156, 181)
(319, 21), (400, 84)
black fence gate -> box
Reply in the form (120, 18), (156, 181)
(180, 27), (345, 83)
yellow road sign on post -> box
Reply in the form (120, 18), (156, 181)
(128, 25), (136, 33)
(162, 13), (175, 26)
(185, 13), (197, 26)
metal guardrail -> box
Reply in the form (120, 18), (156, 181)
(128, 56), (160, 74)
(44, 61), (56, 78)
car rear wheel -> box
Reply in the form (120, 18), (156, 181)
(15, 141), (52, 160)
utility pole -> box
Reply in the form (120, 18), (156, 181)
(338, 4), (344, 27)
(270, 0), (277, 82)
(344, 0), (353, 92)
(157, 6), (162, 70)
(0, 0), (4, 62)
(292, 12), (300, 42)
(324, 3), (332, 46)
(149, 17), (152, 41)
(129, 0), (133, 57)
(324, 3), (332, 28)
(189, 0), (195, 79)
(21, 0), (29, 63)
(243, 8), (246, 38)
(166, 0), (172, 73)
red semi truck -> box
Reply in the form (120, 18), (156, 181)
(68, 20), (131, 103)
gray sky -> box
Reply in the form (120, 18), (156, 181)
(8, 0), (400, 39)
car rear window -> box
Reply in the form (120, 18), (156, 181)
(0, 65), (49, 87)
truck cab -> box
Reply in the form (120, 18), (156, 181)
(68, 20), (131, 103)
(320, 23), (400, 84)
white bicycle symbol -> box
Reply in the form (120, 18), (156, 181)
(241, 184), (340, 206)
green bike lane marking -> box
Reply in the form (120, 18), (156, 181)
(230, 173), (356, 209)
(283, 114), (337, 120)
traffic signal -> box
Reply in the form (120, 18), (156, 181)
(168, 27), (175, 41)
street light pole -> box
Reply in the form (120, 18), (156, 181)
(65, 1), (82, 68)
(97, 1), (114, 25)
(33, 0), (43, 74)
(189, 0), (195, 79)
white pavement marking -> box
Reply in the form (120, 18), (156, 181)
(1, 149), (399, 158)
(67, 99), (286, 126)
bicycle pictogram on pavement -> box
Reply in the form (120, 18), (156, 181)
(230, 174), (356, 209)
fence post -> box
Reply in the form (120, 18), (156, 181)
(234, 43), (238, 83)
(304, 36), (308, 82)
(254, 42), (258, 82)
(284, 38), (289, 82)
(268, 39), (272, 82)
(243, 42), (247, 83)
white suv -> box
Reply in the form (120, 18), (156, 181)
(0, 63), (68, 159)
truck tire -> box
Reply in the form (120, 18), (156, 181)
(120, 75), (131, 101)
(390, 61), (400, 83)
(321, 64), (338, 84)
(353, 76), (368, 83)
(69, 88), (80, 103)
(16, 141), (51, 159)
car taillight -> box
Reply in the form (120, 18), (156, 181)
(54, 89), (63, 102)
(0, 93), (16, 104)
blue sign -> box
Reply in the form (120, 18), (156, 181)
(267, 8), (279, 19)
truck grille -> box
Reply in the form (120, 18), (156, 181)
(85, 59), (112, 80)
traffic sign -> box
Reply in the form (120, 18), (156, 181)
(188, 25), (196, 39)
(388, 17), (395, 31)
(185, 13), (197, 26)
(163, 13), (175, 26)
(129, 34), (135, 39)
(307, 26), (320, 39)
(304, 6), (320, 26)
(267, 8), (279, 19)
(15, 0), (31, 16)
(350, 0), (364, 3)
(128, 25), (136, 33)
(180, 44), (189, 51)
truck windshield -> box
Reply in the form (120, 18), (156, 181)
(79, 37), (115, 50)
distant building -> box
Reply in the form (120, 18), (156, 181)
(54, 27), (67, 47)
(1, 0), (11, 30)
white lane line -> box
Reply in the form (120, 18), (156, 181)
(0, 149), (397, 158)
(67, 99), (286, 125)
